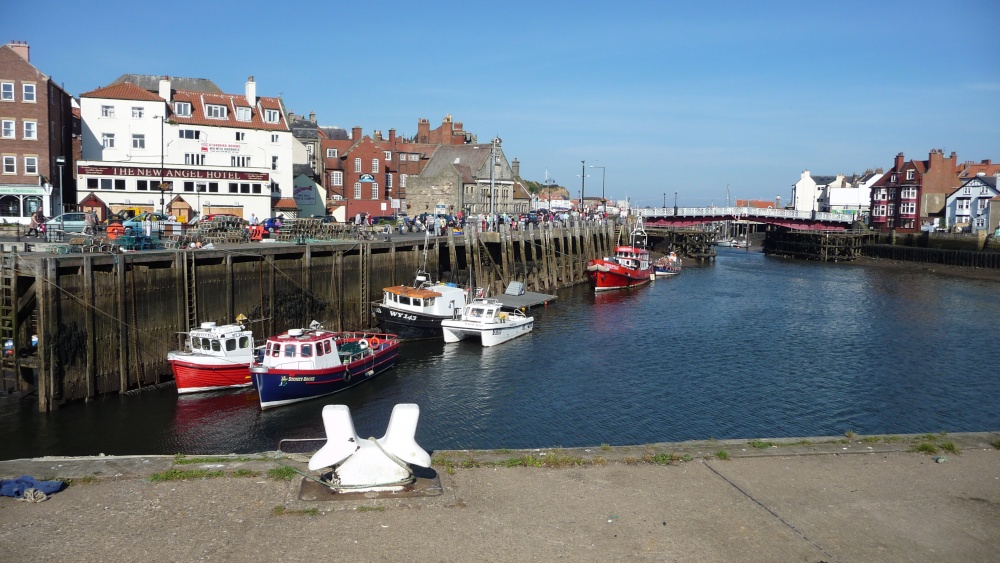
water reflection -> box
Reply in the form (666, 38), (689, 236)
(2, 251), (1000, 460)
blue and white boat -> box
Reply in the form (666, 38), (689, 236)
(250, 322), (399, 410)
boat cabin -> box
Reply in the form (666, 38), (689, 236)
(460, 298), (511, 324)
(612, 245), (650, 270)
(381, 283), (466, 316)
(263, 328), (355, 371)
(187, 322), (254, 358)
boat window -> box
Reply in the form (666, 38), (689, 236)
(399, 296), (411, 306)
(413, 298), (422, 307)
(469, 308), (483, 318)
(426, 297), (434, 306)
(191, 338), (201, 350)
(270, 342), (280, 357)
(316, 343), (324, 356)
(239, 336), (249, 349)
(324, 340), (333, 354)
(211, 339), (221, 352)
(284, 344), (296, 358)
(301, 344), (312, 358)
(200, 337), (212, 349)
(226, 338), (237, 351)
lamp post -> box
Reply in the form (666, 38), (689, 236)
(589, 165), (605, 214)
(54, 156), (65, 216)
(580, 160), (586, 217)
(674, 191), (678, 215)
(153, 115), (168, 214)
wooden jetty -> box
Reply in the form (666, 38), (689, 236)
(0, 221), (614, 411)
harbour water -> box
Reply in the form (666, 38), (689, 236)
(2, 248), (999, 460)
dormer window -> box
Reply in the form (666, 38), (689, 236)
(905, 170), (914, 181)
(264, 109), (279, 123)
(206, 104), (227, 119)
(174, 102), (192, 117)
(326, 148), (338, 158)
(236, 106), (251, 121)
(890, 173), (897, 183)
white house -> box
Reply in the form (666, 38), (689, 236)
(945, 174), (999, 232)
(827, 169), (883, 220)
(76, 75), (293, 222)
(791, 170), (838, 212)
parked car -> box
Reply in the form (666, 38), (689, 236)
(44, 212), (90, 234)
(121, 212), (182, 235)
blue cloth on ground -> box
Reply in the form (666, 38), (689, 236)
(0, 475), (65, 498)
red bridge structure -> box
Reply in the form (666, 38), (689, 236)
(637, 207), (858, 231)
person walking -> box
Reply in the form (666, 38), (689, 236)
(249, 213), (259, 226)
(26, 209), (45, 237)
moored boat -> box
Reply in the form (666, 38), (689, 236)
(441, 298), (533, 347)
(371, 270), (470, 340)
(168, 321), (257, 394)
(585, 219), (653, 292)
(654, 252), (682, 277)
(250, 322), (399, 410)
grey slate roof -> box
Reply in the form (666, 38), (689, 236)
(110, 74), (222, 94)
(293, 164), (316, 178)
(320, 127), (349, 140)
(418, 144), (492, 179)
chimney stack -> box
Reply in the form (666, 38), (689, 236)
(388, 129), (396, 143)
(7, 40), (29, 62)
(351, 126), (362, 140)
(894, 152), (905, 172)
(158, 75), (171, 102)
(245, 76), (256, 105)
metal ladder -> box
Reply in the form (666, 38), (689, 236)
(359, 242), (370, 322)
(185, 252), (197, 331)
(0, 252), (18, 393)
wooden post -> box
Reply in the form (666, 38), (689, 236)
(84, 256), (95, 400)
(117, 254), (129, 394)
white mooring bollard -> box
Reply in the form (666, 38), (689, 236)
(308, 403), (431, 492)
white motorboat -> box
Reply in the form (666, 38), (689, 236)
(441, 298), (533, 347)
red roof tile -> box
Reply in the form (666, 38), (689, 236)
(80, 82), (164, 101)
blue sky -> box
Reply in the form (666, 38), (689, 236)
(6, 0), (999, 207)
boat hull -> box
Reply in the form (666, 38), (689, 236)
(441, 318), (533, 346)
(586, 262), (653, 292)
(168, 353), (253, 394)
(371, 305), (454, 340)
(251, 344), (399, 410)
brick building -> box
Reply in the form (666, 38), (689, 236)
(868, 149), (963, 233)
(0, 40), (75, 223)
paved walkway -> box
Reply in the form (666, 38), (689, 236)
(2, 433), (998, 562)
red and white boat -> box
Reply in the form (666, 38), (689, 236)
(168, 321), (257, 394)
(586, 219), (653, 292)
(250, 322), (400, 410)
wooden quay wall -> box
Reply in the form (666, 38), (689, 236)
(2, 221), (614, 411)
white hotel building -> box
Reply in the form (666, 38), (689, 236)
(76, 76), (296, 222)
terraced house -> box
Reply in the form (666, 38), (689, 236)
(0, 40), (75, 224)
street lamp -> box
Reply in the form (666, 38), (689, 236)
(580, 160), (586, 217)
(590, 165), (605, 214)
(54, 156), (65, 216)
(153, 115), (169, 214)
(674, 191), (678, 215)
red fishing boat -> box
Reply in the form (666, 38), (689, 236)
(168, 321), (257, 394)
(585, 218), (653, 292)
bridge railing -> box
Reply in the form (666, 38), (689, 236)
(637, 207), (856, 224)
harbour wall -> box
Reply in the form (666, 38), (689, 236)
(4, 222), (615, 411)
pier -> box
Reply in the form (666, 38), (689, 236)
(0, 221), (614, 411)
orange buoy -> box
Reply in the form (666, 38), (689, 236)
(369, 337), (381, 348)
(106, 224), (124, 239)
